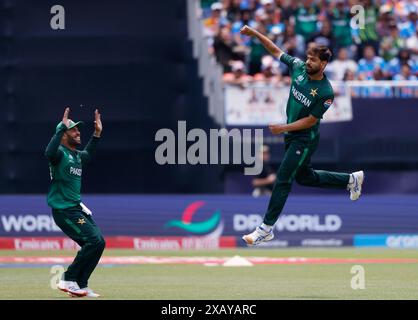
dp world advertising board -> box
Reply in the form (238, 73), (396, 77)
(1, 195), (418, 249)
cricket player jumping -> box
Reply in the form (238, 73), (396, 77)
(240, 25), (364, 246)
(45, 107), (105, 297)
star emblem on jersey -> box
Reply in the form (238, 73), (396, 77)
(310, 88), (318, 97)
(77, 218), (86, 225)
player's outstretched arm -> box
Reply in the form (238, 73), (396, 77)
(45, 107), (69, 163)
(81, 109), (102, 164)
(269, 115), (318, 135)
(240, 25), (283, 58)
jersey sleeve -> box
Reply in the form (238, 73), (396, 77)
(310, 95), (334, 119)
(79, 135), (100, 164)
(45, 124), (66, 165)
(279, 53), (305, 75)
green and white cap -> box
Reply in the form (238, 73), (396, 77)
(56, 119), (84, 133)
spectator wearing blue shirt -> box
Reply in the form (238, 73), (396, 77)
(398, 9), (418, 38)
(393, 64), (418, 80)
(358, 45), (389, 80)
(388, 49), (418, 78)
(231, 9), (257, 46)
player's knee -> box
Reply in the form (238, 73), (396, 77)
(100, 237), (106, 250)
(89, 236), (105, 250)
(97, 237), (106, 250)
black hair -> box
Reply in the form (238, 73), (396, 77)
(307, 45), (333, 62)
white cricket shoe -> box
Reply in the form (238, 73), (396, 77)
(242, 225), (274, 246)
(79, 287), (101, 298)
(57, 280), (87, 297)
(348, 171), (364, 201)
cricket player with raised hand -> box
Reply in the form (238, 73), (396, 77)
(45, 107), (105, 297)
(240, 25), (364, 245)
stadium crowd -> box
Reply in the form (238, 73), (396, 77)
(201, 0), (418, 84)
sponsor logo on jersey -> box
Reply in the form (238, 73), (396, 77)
(295, 75), (305, 85)
(324, 99), (333, 109)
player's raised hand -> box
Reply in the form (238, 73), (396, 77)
(240, 25), (255, 36)
(269, 124), (286, 135)
(94, 109), (102, 137)
(62, 107), (70, 128)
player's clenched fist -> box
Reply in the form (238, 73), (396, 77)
(240, 25), (255, 36)
(269, 124), (286, 135)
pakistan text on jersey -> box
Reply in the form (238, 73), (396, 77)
(70, 167), (82, 176)
(291, 86), (312, 108)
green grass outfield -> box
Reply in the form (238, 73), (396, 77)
(1, 248), (418, 300)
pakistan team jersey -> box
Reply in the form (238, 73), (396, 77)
(280, 53), (334, 139)
(45, 123), (99, 209)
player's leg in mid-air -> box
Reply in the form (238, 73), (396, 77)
(53, 206), (105, 297)
(242, 136), (364, 246)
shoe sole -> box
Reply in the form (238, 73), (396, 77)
(59, 287), (87, 297)
(67, 291), (87, 297)
(350, 171), (364, 201)
(68, 292), (92, 298)
(242, 234), (274, 246)
(242, 235), (254, 245)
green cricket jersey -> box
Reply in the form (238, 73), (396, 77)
(294, 6), (319, 40)
(280, 53), (334, 138)
(45, 123), (99, 209)
(330, 9), (353, 48)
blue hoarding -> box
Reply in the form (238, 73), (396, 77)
(1, 195), (418, 247)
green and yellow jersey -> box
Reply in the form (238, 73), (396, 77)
(45, 123), (99, 209)
(280, 53), (334, 139)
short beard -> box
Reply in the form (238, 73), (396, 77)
(67, 136), (81, 147)
(307, 66), (321, 75)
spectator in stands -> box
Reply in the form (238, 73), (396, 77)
(279, 0), (298, 23)
(388, 49), (418, 78)
(343, 69), (357, 81)
(406, 25), (418, 59)
(224, 0), (243, 22)
(256, 0), (285, 34)
(231, 9), (257, 46)
(376, 6), (396, 38)
(213, 26), (245, 72)
(223, 60), (253, 87)
(327, 47), (358, 81)
(397, 0), (418, 18)
(253, 55), (282, 85)
(398, 7), (418, 39)
(380, 21), (405, 62)
(275, 22), (305, 60)
(357, 45), (389, 80)
(306, 19), (336, 56)
(355, 0), (380, 60)
(293, 0), (320, 41)
(203, 2), (228, 39)
(329, 0), (355, 57)
(393, 63), (418, 80)
(252, 145), (276, 198)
